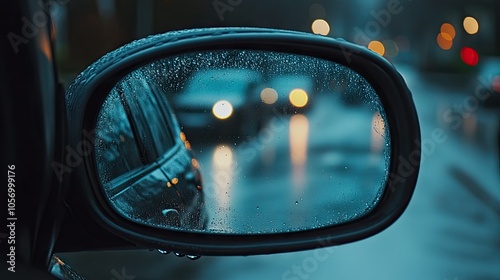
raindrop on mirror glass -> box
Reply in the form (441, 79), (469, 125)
(174, 252), (185, 257)
(157, 249), (170, 255)
(187, 255), (201, 260)
(295, 201), (299, 205)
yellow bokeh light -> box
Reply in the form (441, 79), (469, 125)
(437, 33), (453, 50)
(311, 19), (330, 36)
(463, 17), (479, 34)
(260, 88), (278, 104)
(212, 100), (233, 120)
(440, 23), (456, 39)
(368, 40), (385, 56)
(289, 89), (309, 108)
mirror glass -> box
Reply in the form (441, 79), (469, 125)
(95, 50), (391, 234)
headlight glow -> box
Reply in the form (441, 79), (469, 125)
(260, 88), (279, 104)
(289, 89), (309, 108)
(212, 100), (233, 119)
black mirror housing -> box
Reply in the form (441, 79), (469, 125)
(58, 27), (420, 256)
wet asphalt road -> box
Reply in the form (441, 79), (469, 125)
(193, 93), (387, 234)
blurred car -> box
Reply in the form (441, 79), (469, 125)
(264, 74), (314, 114)
(94, 78), (207, 230)
(475, 57), (500, 108)
(174, 69), (265, 139)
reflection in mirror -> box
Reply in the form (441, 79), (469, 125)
(95, 81), (207, 231)
(95, 50), (391, 234)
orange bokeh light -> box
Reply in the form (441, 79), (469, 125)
(440, 23), (456, 39)
(436, 33), (453, 50)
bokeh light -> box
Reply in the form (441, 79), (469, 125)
(311, 19), (330, 36)
(260, 88), (278, 104)
(437, 33), (453, 50)
(460, 47), (479, 66)
(463, 17), (479, 35)
(212, 100), (233, 119)
(289, 89), (309, 108)
(440, 23), (456, 39)
(368, 40), (385, 56)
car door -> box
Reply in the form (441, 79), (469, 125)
(114, 77), (205, 230)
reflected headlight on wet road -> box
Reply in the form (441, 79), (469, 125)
(212, 100), (233, 120)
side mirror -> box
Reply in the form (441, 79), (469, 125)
(62, 28), (420, 256)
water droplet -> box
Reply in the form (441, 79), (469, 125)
(295, 201), (299, 205)
(187, 255), (201, 260)
(174, 252), (185, 257)
(256, 206), (260, 210)
(158, 249), (170, 255)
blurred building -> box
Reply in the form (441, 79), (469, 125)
(54, 0), (499, 79)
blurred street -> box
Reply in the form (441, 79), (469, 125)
(192, 92), (387, 234)
(60, 64), (500, 279)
